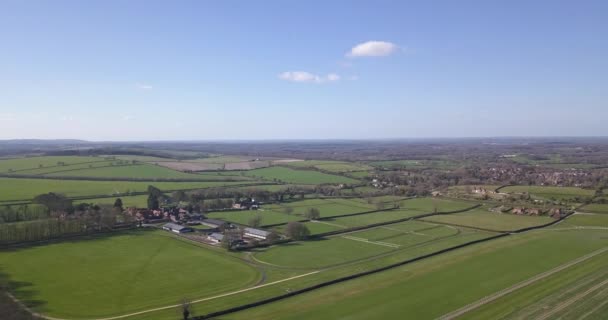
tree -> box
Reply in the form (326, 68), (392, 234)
(285, 222), (310, 240)
(147, 194), (159, 210)
(304, 208), (320, 220)
(266, 231), (280, 243)
(113, 198), (123, 211)
(172, 190), (188, 203)
(283, 207), (294, 214)
(375, 202), (386, 210)
(248, 214), (262, 227)
(33, 193), (73, 213)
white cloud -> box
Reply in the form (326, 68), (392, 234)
(347, 41), (399, 57)
(278, 71), (340, 84)
(348, 75), (359, 81)
(136, 83), (153, 90)
(121, 115), (135, 121)
(327, 73), (340, 81)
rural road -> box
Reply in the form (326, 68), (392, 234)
(437, 246), (608, 320)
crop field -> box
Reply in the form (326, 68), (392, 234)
(0, 177), (252, 202)
(421, 208), (554, 231)
(500, 185), (595, 201)
(369, 159), (463, 169)
(244, 167), (359, 184)
(227, 228), (608, 320)
(0, 230), (260, 318)
(580, 203), (608, 214)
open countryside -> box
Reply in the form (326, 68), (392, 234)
(2, 1), (608, 320)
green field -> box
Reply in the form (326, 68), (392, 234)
(75, 194), (152, 208)
(227, 229), (608, 320)
(399, 197), (478, 212)
(0, 230), (259, 318)
(283, 160), (373, 173)
(244, 167), (359, 184)
(580, 203), (608, 214)
(560, 213), (608, 227)
(254, 221), (481, 269)
(0, 177), (252, 202)
(500, 185), (595, 201)
(0, 156), (107, 173)
(421, 208), (554, 231)
(207, 210), (302, 226)
(44, 163), (248, 180)
(264, 198), (375, 218)
(463, 244), (608, 319)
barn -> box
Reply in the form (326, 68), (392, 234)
(162, 223), (193, 234)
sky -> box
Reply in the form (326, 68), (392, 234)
(1, 0), (607, 141)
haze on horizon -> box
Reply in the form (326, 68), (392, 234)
(1, 0), (607, 141)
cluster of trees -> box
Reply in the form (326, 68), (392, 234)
(1, 193), (133, 245)
(0, 205), (49, 223)
(285, 222), (310, 240)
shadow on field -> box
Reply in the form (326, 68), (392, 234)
(0, 228), (152, 253)
(0, 269), (47, 317)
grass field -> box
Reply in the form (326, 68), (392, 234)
(227, 228), (608, 320)
(500, 185), (595, 201)
(44, 163), (249, 180)
(579, 203), (608, 214)
(74, 195), (152, 208)
(399, 197), (478, 212)
(244, 167), (359, 184)
(421, 208), (554, 231)
(560, 213), (608, 227)
(254, 221), (478, 269)
(0, 156), (106, 173)
(0, 177), (252, 202)
(206, 210), (303, 226)
(0, 230), (259, 318)
(264, 198), (375, 218)
(282, 160), (373, 173)
(463, 242), (608, 319)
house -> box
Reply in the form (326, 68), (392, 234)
(201, 219), (227, 229)
(207, 233), (224, 243)
(243, 227), (270, 240)
(162, 223), (193, 234)
(233, 198), (260, 210)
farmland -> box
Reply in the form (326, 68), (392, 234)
(243, 167), (359, 184)
(0, 230), (259, 318)
(421, 208), (554, 231)
(0, 177), (254, 202)
(0, 147), (607, 320)
(499, 185), (595, 201)
(227, 229), (608, 320)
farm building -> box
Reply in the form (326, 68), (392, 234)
(207, 233), (224, 243)
(201, 219), (228, 229)
(162, 223), (193, 234)
(243, 227), (270, 240)
(232, 198), (260, 210)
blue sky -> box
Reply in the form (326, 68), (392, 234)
(1, 0), (607, 140)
